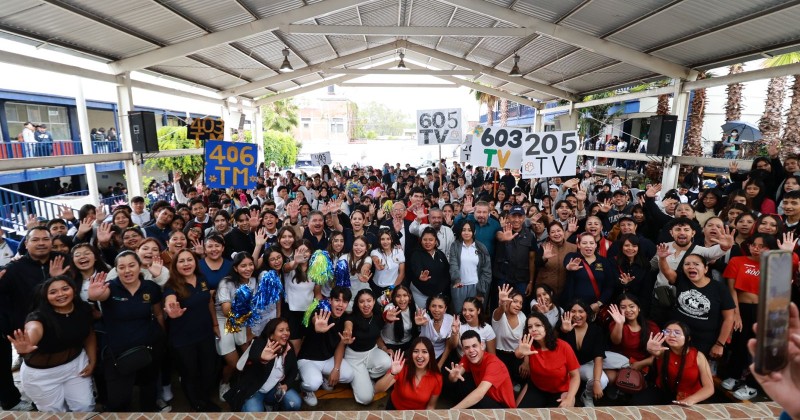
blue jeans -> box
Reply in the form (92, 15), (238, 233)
(242, 386), (301, 412)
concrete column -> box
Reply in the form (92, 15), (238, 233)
(533, 109), (544, 132)
(253, 106), (265, 167)
(74, 76), (100, 205)
(222, 102), (233, 141)
(115, 73), (144, 197)
(660, 78), (692, 189)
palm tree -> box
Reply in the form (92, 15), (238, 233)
(499, 98), (509, 126)
(684, 71), (709, 158)
(720, 64), (744, 157)
(471, 83), (498, 126)
(757, 57), (788, 156)
(262, 98), (299, 132)
(765, 52), (800, 158)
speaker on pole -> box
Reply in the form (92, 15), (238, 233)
(646, 115), (678, 156)
(128, 111), (159, 153)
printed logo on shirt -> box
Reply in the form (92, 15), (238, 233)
(201, 282), (209, 291)
(142, 293), (151, 302)
(677, 289), (711, 320)
(594, 263), (604, 272)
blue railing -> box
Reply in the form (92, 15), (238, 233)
(0, 186), (77, 233)
(57, 190), (128, 206)
(0, 140), (122, 159)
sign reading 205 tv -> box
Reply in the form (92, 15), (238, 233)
(204, 141), (258, 189)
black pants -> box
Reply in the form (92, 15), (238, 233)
(630, 386), (672, 405)
(517, 384), (562, 408)
(172, 339), (217, 411)
(103, 346), (161, 412)
(0, 342), (21, 409)
(727, 303), (757, 384)
(451, 374), (508, 408)
(496, 350), (524, 385)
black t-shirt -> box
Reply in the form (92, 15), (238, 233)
(671, 276), (735, 354)
(297, 315), (345, 361)
(348, 312), (384, 353)
(27, 303), (92, 354)
(101, 279), (163, 354)
(556, 323), (606, 365)
(164, 277), (214, 348)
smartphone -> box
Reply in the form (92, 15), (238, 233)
(755, 250), (793, 374)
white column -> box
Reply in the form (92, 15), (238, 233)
(253, 106), (264, 167)
(115, 73), (144, 197)
(533, 109), (544, 132)
(661, 78), (692, 189)
(74, 77), (100, 205)
(222, 101), (233, 141)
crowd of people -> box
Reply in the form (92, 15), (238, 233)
(0, 150), (799, 416)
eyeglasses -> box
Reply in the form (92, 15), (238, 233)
(662, 329), (683, 337)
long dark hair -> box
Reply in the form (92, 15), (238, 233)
(222, 251), (255, 287)
(617, 293), (650, 353)
(390, 285), (417, 342)
(353, 289), (381, 319)
(404, 336), (439, 387)
(291, 239), (311, 283)
(69, 242), (109, 280)
(526, 312), (557, 351)
(615, 234), (649, 269)
(460, 297), (487, 327)
(657, 320), (693, 399)
(348, 236), (370, 276)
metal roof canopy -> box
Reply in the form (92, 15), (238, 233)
(2, 0), (800, 105)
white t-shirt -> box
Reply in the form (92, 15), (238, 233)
(381, 304), (412, 345)
(457, 323), (497, 356)
(370, 248), (405, 287)
(419, 313), (453, 359)
(284, 270), (315, 311)
(491, 311), (526, 351)
(458, 242), (480, 286)
(259, 354), (285, 392)
(216, 277), (257, 319)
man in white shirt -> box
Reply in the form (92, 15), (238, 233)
(130, 196), (151, 226)
(409, 208), (455, 254)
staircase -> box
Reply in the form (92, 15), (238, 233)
(0, 186), (76, 234)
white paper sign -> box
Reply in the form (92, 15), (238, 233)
(520, 130), (579, 178)
(459, 135), (473, 163)
(310, 152), (332, 165)
(417, 108), (462, 145)
(469, 126), (526, 169)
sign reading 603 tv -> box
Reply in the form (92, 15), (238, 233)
(204, 141), (258, 189)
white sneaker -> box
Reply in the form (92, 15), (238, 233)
(581, 387), (595, 408)
(320, 381), (334, 391)
(219, 382), (231, 401)
(303, 391), (318, 407)
(9, 400), (33, 411)
(156, 399), (172, 413)
(161, 384), (173, 402)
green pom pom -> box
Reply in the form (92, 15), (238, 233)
(302, 298), (320, 327)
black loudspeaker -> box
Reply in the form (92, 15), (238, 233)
(128, 111), (159, 153)
(646, 114), (678, 156)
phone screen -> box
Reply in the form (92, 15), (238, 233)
(755, 250), (793, 374)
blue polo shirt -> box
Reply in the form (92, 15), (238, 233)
(164, 277), (215, 348)
(199, 259), (233, 291)
(100, 278), (163, 354)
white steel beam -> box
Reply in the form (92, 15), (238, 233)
(440, 0), (692, 80)
(404, 41), (578, 101)
(340, 83), (457, 88)
(437, 76), (543, 109)
(683, 62), (800, 92)
(323, 69), (478, 75)
(539, 85), (675, 115)
(109, 0), (373, 74)
(218, 41), (401, 97)
(282, 24), (534, 37)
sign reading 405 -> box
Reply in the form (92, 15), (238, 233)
(417, 108), (462, 145)
(204, 141), (258, 189)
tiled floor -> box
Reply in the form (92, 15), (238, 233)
(0, 402), (785, 419)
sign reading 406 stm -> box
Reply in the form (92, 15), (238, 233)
(417, 108), (462, 145)
(204, 140), (258, 189)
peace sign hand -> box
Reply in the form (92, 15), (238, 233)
(414, 309), (429, 326)
(7, 329), (37, 354)
(451, 316), (461, 337)
(49, 255), (69, 278)
(565, 258), (583, 271)
(607, 304), (625, 325)
(419, 269), (431, 282)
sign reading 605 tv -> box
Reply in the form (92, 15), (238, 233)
(204, 141), (258, 189)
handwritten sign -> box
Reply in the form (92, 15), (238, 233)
(310, 152), (332, 166)
(204, 140), (257, 188)
(188, 117), (224, 146)
(417, 108), (462, 145)
(469, 126), (525, 169)
(459, 135), (473, 163)
(520, 131), (579, 178)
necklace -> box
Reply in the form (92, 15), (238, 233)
(54, 304), (75, 317)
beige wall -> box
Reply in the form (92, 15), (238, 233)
(87, 109), (117, 132)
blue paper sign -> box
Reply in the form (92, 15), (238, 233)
(204, 140), (258, 188)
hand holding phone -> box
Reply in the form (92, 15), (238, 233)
(754, 250), (793, 375)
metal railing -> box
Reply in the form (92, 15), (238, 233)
(0, 186), (77, 233)
(0, 140), (122, 159)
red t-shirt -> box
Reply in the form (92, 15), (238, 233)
(527, 339), (579, 393)
(608, 321), (660, 362)
(657, 347), (703, 400)
(390, 365), (442, 410)
(460, 352), (517, 408)
(723, 256), (761, 295)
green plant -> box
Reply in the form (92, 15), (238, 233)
(263, 130), (298, 168)
(144, 127), (205, 180)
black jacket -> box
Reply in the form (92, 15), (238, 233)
(0, 253), (61, 333)
(224, 339), (299, 411)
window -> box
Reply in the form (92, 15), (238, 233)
(301, 117), (311, 129)
(5, 102), (70, 140)
(330, 117), (344, 134)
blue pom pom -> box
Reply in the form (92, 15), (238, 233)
(334, 259), (350, 288)
(253, 270), (283, 313)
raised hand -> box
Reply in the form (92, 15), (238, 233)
(567, 217), (578, 234)
(392, 218), (403, 234)
(445, 362), (465, 382)
(261, 339), (281, 362)
(414, 309), (429, 326)
(574, 187), (587, 203)
(498, 284), (513, 305)
(607, 304), (625, 325)
(294, 246), (309, 264)
(254, 228), (268, 247)
(710, 225), (735, 250)
(25, 214), (38, 230)
(377, 207), (386, 221)
(647, 332), (669, 355)
(599, 198), (612, 213)
(778, 231), (797, 252)
(451, 316), (461, 337)
(338, 329), (356, 345)
(148, 255), (164, 277)
(313, 310), (335, 333)
(77, 216), (95, 237)
(656, 243), (671, 259)
(87, 272), (108, 300)
(533, 296), (549, 314)
(7, 329), (37, 354)
(389, 349), (405, 376)
(619, 272), (635, 285)
(517, 334), (538, 356)
(463, 195), (474, 214)
(358, 266), (371, 283)
(248, 209), (260, 230)
(565, 258), (584, 271)
(645, 183), (662, 198)
(95, 205), (107, 223)
(542, 242), (557, 260)
(96, 222), (113, 245)
(191, 239), (204, 255)
(769, 140), (780, 158)
(384, 307), (401, 322)
(60, 205), (75, 221)
(498, 222), (517, 242)
(560, 311), (574, 332)
(49, 255), (69, 277)
(287, 201), (300, 219)
(418, 269), (431, 282)
(164, 301), (187, 319)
